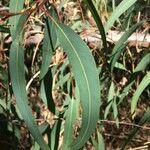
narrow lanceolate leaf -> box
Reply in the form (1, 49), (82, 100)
(63, 97), (79, 150)
(105, 0), (137, 32)
(104, 81), (115, 119)
(40, 17), (56, 79)
(9, 0), (24, 38)
(110, 22), (142, 72)
(134, 52), (150, 73)
(97, 132), (105, 150)
(108, 81), (115, 102)
(40, 8), (58, 79)
(40, 70), (55, 114)
(9, 15), (49, 149)
(54, 23), (100, 149)
(50, 112), (62, 150)
(83, 0), (107, 51)
(131, 72), (150, 114)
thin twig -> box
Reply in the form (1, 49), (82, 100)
(81, 29), (150, 48)
(100, 119), (150, 130)
(104, 133), (143, 143)
(0, 118), (149, 130)
(26, 71), (40, 91)
(26, 64), (54, 91)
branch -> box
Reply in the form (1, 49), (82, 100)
(81, 29), (150, 48)
(3, 28), (150, 48)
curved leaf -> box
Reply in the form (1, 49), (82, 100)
(9, 0), (24, 38)
(40, 12), (57, 79)
(105, 0), (137, 32)
(91, 131), (105, 150)
(104, 81), (115, 119)
(114, 62), (127, 71)
(131, 72), (150, 114)
(83, 0), (107, 51)
(134, 52), (150, 72)
(63, 96), (79, 150)
(50, 112), (62, 150)
(9, 15), (49, 149)
(97, 132), (105, 150)
(54, 23), (100, 149)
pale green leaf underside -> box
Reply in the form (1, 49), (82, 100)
(55, 23), (100, 149)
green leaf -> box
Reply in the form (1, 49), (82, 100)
(55, 73), (71, 88)
(134, 52), (150, 72)
(39, 123), (49, 134)
(0, 99), (7, 109)
(40, 69), (55, 114)
(97, 132), (105, 150)
(63, 96), (79, 150)
(40, 10), (57, 79)
(31, 142), (40, 150)
(91, 131), (105, 150)
(83, 0), (107, 51)
(104, 81), (115, 119)
(9, 0), (24, 38)
(114, 62), (127, 71)
(112, 98), (118, 119)
(50, 112), (62, 150)
(119, 80), (134, 104)
(40, 19), (54, 79)
(108, 81), (115, 102)
(104, 101), (113, 119)
(9, 15), (49, 149)
(53, 22), (100, 149)
(131, 72), (150, 114)
(105, 0), (137, 32)
(110, 22), (142, 72)
(0, 25), (10, 33)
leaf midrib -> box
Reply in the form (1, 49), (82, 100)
(55, 22), (92, 144)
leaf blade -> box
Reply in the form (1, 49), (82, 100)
(55, 23), (100, 149)
(9, 15), (49, 150)
(131, 72), (150, 114)
(63, 96), (79, 150)
(105, 0), (137, 32)
(83, 0), (107, 51)
(40, 15), (57, 79)
(9, 0), (24, 38)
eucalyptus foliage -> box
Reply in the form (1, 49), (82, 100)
(0, 0), (149, 149)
